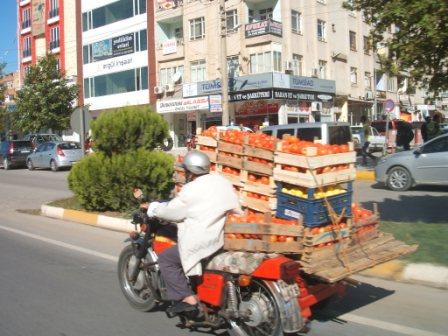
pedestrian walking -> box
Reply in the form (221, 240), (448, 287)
(396, 120), (414, 150)
(421, 116), (431, 142)
(360, 115), (377, 166)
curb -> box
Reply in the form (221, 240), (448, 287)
(356, 170), (375, 181)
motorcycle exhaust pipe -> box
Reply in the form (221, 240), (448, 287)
(127, 255), (141, 282)
(228, 321), (249, 336)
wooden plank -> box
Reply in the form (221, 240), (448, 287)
(225, 222), (302, 236)
(303, 227), (351, 246)
(241, 170), (277, 188)
(243, 145), (275, 161)
(217, 153), (243, 169)
(243, 183), (276, 197)
(196, 135), (217, 147)
(274, 151), (356, 169)
(240, 194), (277, 213)
(273, 166), (356, 188)
(218, 141), (244, 155)
(224, 238), (303, 253)
(352, 213), (380, 228)
(243, 159), (274, 175)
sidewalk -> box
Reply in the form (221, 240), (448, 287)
(41, 204), (448, 289)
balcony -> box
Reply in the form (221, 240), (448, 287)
(19, 0), (31, 6)
(48, 8), (60, 24)
(155, 0), (183, 22)
(156, 38), (184, 62)
(244, 19), (283, 46)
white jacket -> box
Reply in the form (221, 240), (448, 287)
(154, 173), (241, 276)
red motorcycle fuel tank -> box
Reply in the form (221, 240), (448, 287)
(196, 273), (226, 307)
(153, 236), (176, 254)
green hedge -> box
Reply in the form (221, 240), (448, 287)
(68, 149), (174, 212)
(90, 106), (169, 156)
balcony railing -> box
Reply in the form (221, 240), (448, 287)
(49, 8), (59, 19)
(22, 49), (31, 58)
(156, 0), (183, 12)
(50, 40), (60, 50)
(21, 20), (31, 30)
(245, 19), (282, 38)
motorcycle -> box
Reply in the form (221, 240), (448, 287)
(117, 208), (312, 335)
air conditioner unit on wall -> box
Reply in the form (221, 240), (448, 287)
(164, 83), (175, 93)
(154, 86), (165, 95)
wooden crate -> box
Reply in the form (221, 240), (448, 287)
(217, 165), (244, 187)
(351, 226), (380, 243)
(241, 171), (276, 196)
(240, 191), (277, 213)
(224, 239), (303, 253)
(273, 164), (356, 188)
(196, 135), (217, 147)
(274, 145), (356, 170)
(303, 227), (351, 246)
(218, 141), (244, 155)
(243, 157), (274, 175)
(243, 144), (275, 161)
(217, 152), (243, 169)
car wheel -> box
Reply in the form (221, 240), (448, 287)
(27, 159), (34, 171)
(50, 159), (59, 172)
(387, 166), (412, 191)
(3, 158), (10, 170)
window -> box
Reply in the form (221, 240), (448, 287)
(174, 27), (183, 39)
(49, 0), (59, 18)
(83, 0), (145, 32)
(249, 8), (273, 22)
(363, 36), (371, 54)
(318, 60), (327, 79)
(349, 31), (357, 51)
(159, 65), (184, 85)
(190, 60), (206, 82)
(387, 77), (396, 92)
(189, 17), (205, 40)
(292, 54), (303, 76)
(317, 20), (326, 41)
(84, 67), (148, 98)
(50, 27), (60, 50)
(250, 51), (282, 74)
(227, 56), (239, 78)
(291, 10), (302, 34)
(23, 36), (31, 58)
(422, 137), (448, 154)
(350, 67), (358, 84)
(364, 72), (371, 89)
(226, 9), (238, 33)
(273, 51), (282, 72)
(138, 29), (147, 51)
(22, 8), (31, 29)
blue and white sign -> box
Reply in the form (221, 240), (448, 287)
(384, 99), (395, 112)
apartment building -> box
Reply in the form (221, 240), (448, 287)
(81, 0), (156, 114)
(153, 0), (426, 147)
(0, 72), (20, 112)
(17, 0), (80, 93)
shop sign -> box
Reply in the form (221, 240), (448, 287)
(209, 95), (222, 112)
(100, 55), (134, 72)
(235, 101), (279, 116)
(245, 19), (283, 38)
(229, 73), (273, 92)
(183, 80), (221, 97)
(162, 39), (177, 55)
(157, 97), (210, 113)
(229, 90), (272, 102)
(272, 73), (290, 88)
(92, 33), (135, 61)
(290, 76), (336, 93)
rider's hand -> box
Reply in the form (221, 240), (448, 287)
(147, 201), (161, 217)
(140, 203), (149, 210)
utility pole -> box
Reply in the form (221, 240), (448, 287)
(372, 70), (377, 120)
(219, 0), (230, 126)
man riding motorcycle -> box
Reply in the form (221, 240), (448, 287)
(145, 150), (241, 315)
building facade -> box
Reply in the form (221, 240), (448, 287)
(0, 72), (20, 111)
(81, 0), (157, 114)
(153, 0), (426, 147)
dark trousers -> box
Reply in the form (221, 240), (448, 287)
(361, 141), (376, 164)
(158, 245), (193, 301)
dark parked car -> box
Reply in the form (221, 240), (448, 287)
(0, 140), (34, 170)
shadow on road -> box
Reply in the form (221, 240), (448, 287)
(363, 184), (448, 223)
(312, 281), (394, 323)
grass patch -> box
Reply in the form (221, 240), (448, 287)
(380, 221), (448, 266)
(46, 197), (132, 219)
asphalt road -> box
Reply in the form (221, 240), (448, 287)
(0, 168), (447, 336)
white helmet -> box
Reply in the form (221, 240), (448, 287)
(182, 150), (210, 176)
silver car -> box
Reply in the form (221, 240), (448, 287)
(27, 141), (83, 171)
(375, 134), (448, 191)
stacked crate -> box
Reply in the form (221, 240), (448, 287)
(240, 137), (277, 213)
(351, 203), (380, 243)
(216, 139), (244, 188)
(196, 135), (218, 172)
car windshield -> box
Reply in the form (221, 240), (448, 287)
(58, 142), (81, 150)
(14, 141), (33, 150)
(42, 134), (62, 141)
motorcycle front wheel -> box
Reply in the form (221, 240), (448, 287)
(118, 244), (158, 312)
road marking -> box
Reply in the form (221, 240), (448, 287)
(0, 224), (118, 262)
(0, 225), (445, 336)
(339, 313), (447, 336)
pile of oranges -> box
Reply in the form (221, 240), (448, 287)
(247, 157), (270, 164)
(222, 166), (241, 176)
(247, 173), (270, 185)
(246, 192), (270, 201)
(351, 203), (374, 222)
(202, 126), (218, 138)
(281, 135), (350, 156)
(307, 222), (349, 235)
(281, 164), (350, 174)
(225, 233), (297, 242)
(199, 145), (215, 152)
(220, 152), (241, 159)
(220, 130), (247, 144)
(247, 133), (276, 150)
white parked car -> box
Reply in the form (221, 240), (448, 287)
(351, 125), (386, 153)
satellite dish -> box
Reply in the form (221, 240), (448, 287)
(172, 71), (182, 84)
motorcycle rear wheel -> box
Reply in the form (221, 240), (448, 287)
(118, 244), (158, 312)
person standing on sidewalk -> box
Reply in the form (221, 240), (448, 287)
(360, 115), (377, 166)
(421, 116), (431, 142)
(427, 112), (443, 140)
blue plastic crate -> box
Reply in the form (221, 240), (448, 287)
(275, 183), (352, 227)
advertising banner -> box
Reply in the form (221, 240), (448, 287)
(209, 95), (222, 112)
(162, 39), (177, 55)
(157, 97), (210, 113)
(229, 90), (272, 102)
(92, 33), (134, 62)
(31, 0), (45, 36)
(245, 20), (282, 38)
